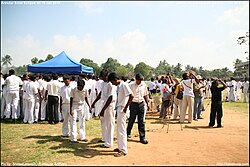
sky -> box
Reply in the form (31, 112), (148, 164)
(1, 1), (249, 71)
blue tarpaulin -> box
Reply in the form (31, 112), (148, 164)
(27, 51), (93, 74)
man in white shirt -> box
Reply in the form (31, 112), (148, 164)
(4, 69), (23, 119)
(70, 80), (91, 142)
(228, 77), (237, 102)
(127, 73), (150, 144)
(242, 78), (249, 103)
(21, 74), (29, 120)
(109, 72), (134, 157)
(91, 70), (117, 148)
(45, 73), (61, 124)
(235, 79), (242, 101)
(23, 74), (38, 124)
(148, 78), (156, 95)
(179, 72), (199, 123)
(60, 75), (73, 138)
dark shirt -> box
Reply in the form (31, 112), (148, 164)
(211, 86), (225, 102)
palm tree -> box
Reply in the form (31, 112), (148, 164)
(1, 54), (12, 67)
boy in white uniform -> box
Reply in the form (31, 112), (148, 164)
(22, 74), (29, 120)
(92, 70), (117, 148)
(109, 73), (134, 157)
(60, 75), (72, 137)
(70, 80), (91, 142)
(24, 74), (38, 124)
(4, 69), (23, 119)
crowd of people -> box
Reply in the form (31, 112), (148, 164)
(0, 69), (249, 157)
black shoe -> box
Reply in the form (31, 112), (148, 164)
(100, 144), (110, 148)
(217, 125), (223, 128)
(97, 139), (104, 143)
(81, 139), (88, 142)
(61, 135), (69, 138)
(140, 139), (148, 144)
(197, 117), (203, 119)
(34, 121), (38, 124)
(114, 148), (120, 152)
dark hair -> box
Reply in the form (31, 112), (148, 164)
(52, 73), (58, 80)
(28, 74), (36, 81)
(121, 76), (128, 82)
(63, 75), (71, 81)
(135, 73), (144, 80)
(23, 74), (28, 78)
(44, 74), (51, 82)
(151, 78), (154, 81)
(108, 72), (119, 82)
(77, 80), (85, 87)
(182, 73), (189, 80)
(9, 69), (15, 75)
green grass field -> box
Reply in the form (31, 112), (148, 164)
(1, 95), (249, 165)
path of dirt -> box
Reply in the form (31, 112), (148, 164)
(60, 106), (249, 166)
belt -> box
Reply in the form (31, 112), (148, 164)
(132, 101), (144, 105)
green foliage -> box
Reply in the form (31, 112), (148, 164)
(45, 54), (53, 61)
(80, 58), (101, 75)
(1, 54), (12, 66)
(115, 65), (129, 77)
(134, 62), (154, 80)
(101, 57), (121, 73)
(31, 57), (39, 64)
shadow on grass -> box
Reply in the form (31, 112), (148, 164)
(23, 135), (115, 158)
(184, 125), (214, 130)
(0, 118), (23, 124)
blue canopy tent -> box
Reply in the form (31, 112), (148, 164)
(28, 51), (93, 74)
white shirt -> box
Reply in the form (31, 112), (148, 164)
(243, 81), (249, 93)
(181, 79), (196, 97)
(101, 82), (114, 102)
(60, 84), (73, 104)
(26, 81), (38, 100)
(148, 81), (156, 91)
(129, 81), (148, 103)
(70, 87), (88, 105)
(70, 81), (77, 89)
(236, 81), (242, 92)
(116, 81), (133, 108)
(22, 80), (30, 99)
(46, 80), (61, 96)
(229, 80), (236, 92)
(159, 83), (171, 97)
(4, 75), (23, 91)
(96, 79), (104, 94)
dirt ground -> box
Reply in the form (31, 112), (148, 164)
(60, 104), (249, 166)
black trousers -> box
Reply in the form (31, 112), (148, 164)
(127, 102), (146, 140)
(209, 101), (223, 126)
(47, 95), (59, 124)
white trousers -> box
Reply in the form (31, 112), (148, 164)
(180, 96), (194, 123)
(95, 99), (104, 117)
(1, 93), (6, 118)
(40, 99), (47, 121)
(70, 104), (86, 141)
(84, 100), (91, 121)
(229, 91), (236, 102)
(103, 105), (115, 147)
(243, 91), (249, 103)
(61, 104), (70, 136)
(116, 106), (128, 154)
(6, 91), (19, 119)
(173, 97), (182, 119)
(33, 96), (40, 122)
(22, 98), (28, 119)
(24, 98), (35, 123)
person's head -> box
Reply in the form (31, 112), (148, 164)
(9, 69), (15, 75)
(100, 70), (109, 82)
(23, 74), (29, 80)
(211, 79), (219, 88)
(71, 76), (76, 81)
(79, 74), (86, 80)
(135, 73), (144, 85)
(63, 75), (71, 86)
(77, 80), (85, 91)
(182, 72), (189, 80)
(28, 74), (36, 82)
(121, 76), (128, 82)
(196, 75), (202, 82)
(52, 73), (58, 80)
(108, 72), (120, 86)
(151, 78), (154, 82)
(43, 74), (51, 82)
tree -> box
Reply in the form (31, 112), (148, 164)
(237, 31), (249, 60)
(125, 63), (134, 72)
(31, 57), (39, 64)
(116, 65), (130, 77)
(134, 62), (154, 80)
(15, 65), (27, 76)
(80, 58), (100, 75)
(173, 63), (183, 78)
(2, 54), (12, 67)
(101, 57), (121, 73)
(38, 59), (44, 63)
(154, 60), (172, 76)
(45, 54), (53, 61)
